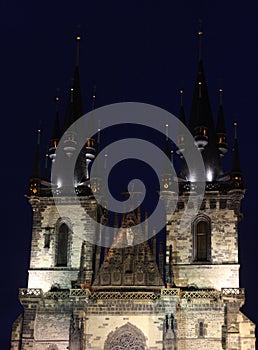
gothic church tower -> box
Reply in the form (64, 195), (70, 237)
(11, 33), (255, 350)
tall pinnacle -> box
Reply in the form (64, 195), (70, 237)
(187, 27), (222, 180)
(62, 35), (83, 133)
(216, 88), (228, 157)
(231, 122), (242, 181)
(198, 20), (203, 62)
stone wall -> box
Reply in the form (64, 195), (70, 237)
(28, 197), (97, 291)
(166, 192), (240, 290)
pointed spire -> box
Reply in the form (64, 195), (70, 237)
(49, 95), (60, 162)
(91, 85), (97, 111)
(53, 95), (60, 140)
(198, 20), (203, 62)
(164, 123), (170, 158)
(72, 34), (83, 121)
(187, 28), (222, 180)
(31, 129), (41, 179)
(179, 89), (186, 125)
(62, 35), (83, 133)
(177, 89), (186, 158)
(76, 34), (81, 67)
(231, 122), (242, 185)
(43, 153), (49, 180)
(216, 88), (228, 157)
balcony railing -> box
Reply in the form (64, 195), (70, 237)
(19, 287), (245, 301)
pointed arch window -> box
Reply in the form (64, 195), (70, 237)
(199, 321), (204, 337)
(192, 215), (211, 262)
(56, 223), (69, 266)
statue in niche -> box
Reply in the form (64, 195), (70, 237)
(126, 227), (134, 246)
(124, 252), (134, 273)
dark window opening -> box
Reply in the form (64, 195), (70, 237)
(192, 216), (211, 262)
(196, 221), (208, 261)
(56, 223), (69, 266)
(199, 321), (204, 337)
(44, 233), (51, 248)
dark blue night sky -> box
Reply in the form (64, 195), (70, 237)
(1, 1), (258, 348)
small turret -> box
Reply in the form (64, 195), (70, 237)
(216, 88), (228, 157)
(29, 129), (41, 196)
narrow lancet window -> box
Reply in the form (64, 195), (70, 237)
(199, 321), (204, 337)
(56, 223), (69, 266)
(196, 221), (208, 260)
(193, 216), (211, 262)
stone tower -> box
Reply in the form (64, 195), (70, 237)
(11, 33), (255, 350)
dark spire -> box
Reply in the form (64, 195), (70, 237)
(187, 28), (222, 180)
(31, 129), (41, 179)
(231, 122), (242, 184)
(62, 35), (83, 133)
(76, 34), (80, 67)
(177, 89), (186, 158)
(49, 95), (60, 162)
(198, 20), (203, 62)
(43, 153), (49, 181)
(216, 88), (228, 157)
(52, 96), (60, 141)
(91, 85), (97, 111)
(62, 86), (76, 133)
(179, 89), (186, 125)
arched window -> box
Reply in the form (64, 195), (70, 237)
(56, 223), (69, 266)
(199, 321), (204, 337)
(192, 216), (211, 262)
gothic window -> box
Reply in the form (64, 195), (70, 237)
(44, 232), (51, 248)
(192, 215), (211, 262)
(104, 323), (147, 350)
(199, 321), (204, 337)
(56, 222), (69, 267)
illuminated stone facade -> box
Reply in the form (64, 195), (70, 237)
(11, 187), (256, 350)
(11, 34), (256, 350)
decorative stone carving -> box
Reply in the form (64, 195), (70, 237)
(104, 322), (147, 350)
